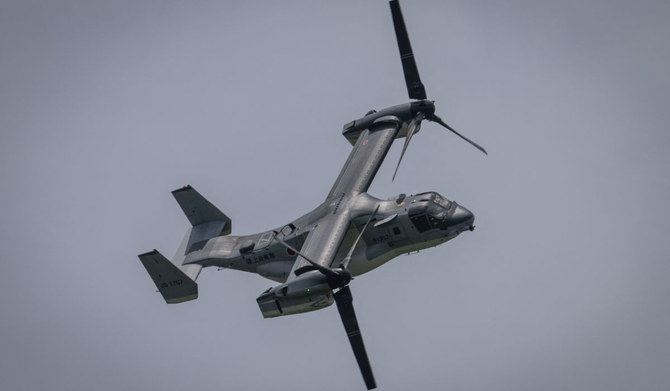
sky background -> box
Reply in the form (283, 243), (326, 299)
(1, 1), (669, 390)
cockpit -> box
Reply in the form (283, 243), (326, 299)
(406, 192), (474, 233)
(407, 192), (449, 232)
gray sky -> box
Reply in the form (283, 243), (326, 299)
(1, 1), (669, 390)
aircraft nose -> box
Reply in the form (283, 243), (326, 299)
(445, 204), (474, 228)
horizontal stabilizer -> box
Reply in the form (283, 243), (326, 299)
(138, 250), (198, 304)
(172, 185), (231, 234)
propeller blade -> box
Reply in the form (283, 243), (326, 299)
(392, 113), (423, 181)
(389, 0), (426, 100)
(340, 205), (380, 270)
(429, 114), (488, 155)
(334, 286), (377, 390)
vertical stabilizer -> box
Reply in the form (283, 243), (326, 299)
(172, 185), (231, 233)
(138, 185), (232, 303)
(172, 185), (232, 254)
(138, 250), (198, 304)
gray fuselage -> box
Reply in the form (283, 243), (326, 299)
(183, 191), (474, 283)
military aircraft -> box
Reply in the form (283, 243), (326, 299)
(138, 1), (486, 389)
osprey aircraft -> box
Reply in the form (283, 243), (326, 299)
(138, 1), (486, 389)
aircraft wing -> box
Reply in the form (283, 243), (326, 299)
(327, 119), (401, 198)
(280, 193), (377, 389)
(286, 210), (352, 280)
(278, 121), (393, 388)
(283, 119), (401, 278)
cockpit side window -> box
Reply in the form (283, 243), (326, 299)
(410, 214), (431, 232)
(428, 215), (441, 228)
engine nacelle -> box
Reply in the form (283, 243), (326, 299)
(256, 271), (334, 318)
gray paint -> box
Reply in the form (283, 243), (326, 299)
(2, 1), (669, 391)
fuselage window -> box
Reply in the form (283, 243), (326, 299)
(257, 232), (273, 248)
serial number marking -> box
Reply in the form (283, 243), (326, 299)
(245, 252), (277, 265)
(160, 279), (183, 288)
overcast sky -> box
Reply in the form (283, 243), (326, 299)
(1, 1), (669, 390)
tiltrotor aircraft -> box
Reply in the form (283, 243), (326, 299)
(138, 1), (486, 389)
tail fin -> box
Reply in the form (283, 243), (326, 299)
(172, 185), (231, 232)
(139, 185), (232, 303)
(172, 185), (232, 252)
(138, 250), (198, 304)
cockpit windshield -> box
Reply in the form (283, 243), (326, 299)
(433, 194), (451, 209)
(408, 192), (452, 232)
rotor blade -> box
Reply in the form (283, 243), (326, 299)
(334, 286), (376, 390)
(392, 113), (423, 181)
(389, 0), (426, 100)
(340, 204), (380, 270)
(272, 232), (338, 278)
(430, 114), (488, 155)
